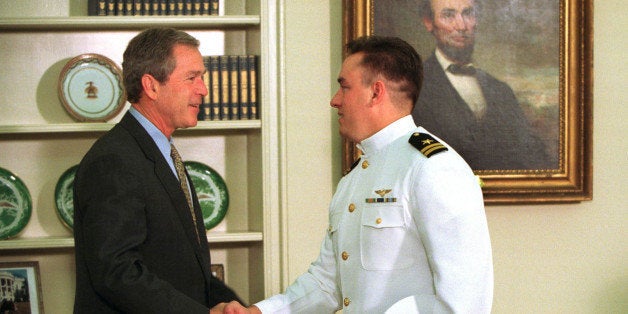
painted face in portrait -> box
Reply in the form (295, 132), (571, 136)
(330, 53), (376, 143)
(150, 44), (208, 135)
(424, 0), (478, 63)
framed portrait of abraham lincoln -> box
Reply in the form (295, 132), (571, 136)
(341, 0), (592, 204)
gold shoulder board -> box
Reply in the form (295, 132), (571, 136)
(409, 132), (448, 158)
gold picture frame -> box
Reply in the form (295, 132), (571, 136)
(341, 0), (592, 204)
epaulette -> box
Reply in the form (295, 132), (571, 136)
(409, 132), (448, 158)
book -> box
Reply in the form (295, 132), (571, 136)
(184, 0), (193, 15)
(202, 57), (211, 120)
(209, 0), (219, 16)
(88, 0), (107, 16)
(238, 56), (250, 119)
(228, 55), (240, 120)
(248, 55), (258, 119)
(192, 0), (202, 15)
(208, 56), (221, 120)
(133, 0), (142, 16)
(168, 0), (177, 15)
(116, 1), (125, 16)
(143, 0), (152, 15)
(219, 56), (230, 120)
(105, 0), (115, 15)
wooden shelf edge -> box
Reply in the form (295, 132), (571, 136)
(0, 237), (75, 250)
(0, 232), (263, 250)
(206, 232), (263, 243)
(0, 120), (261, 134)
(0, 15), (260, 30)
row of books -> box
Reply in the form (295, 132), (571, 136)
(198, 55), (259, 121)
(88, 0), (219, 16)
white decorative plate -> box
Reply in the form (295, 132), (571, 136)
(58, 53), (126, 122)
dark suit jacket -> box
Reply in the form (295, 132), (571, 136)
(73, 112), (241, 313)
(412, 54), (554, 170)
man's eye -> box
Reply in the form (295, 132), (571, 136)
(441, 12), (455, 19)
(462, 8), (475, 18)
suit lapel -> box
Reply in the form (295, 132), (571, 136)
(425, 55), (477, 119)
(119, 112), (213, 281)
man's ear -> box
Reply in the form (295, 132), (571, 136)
(141, 74), (159, 100)
(371, 80), (385, 103)
(423, 16), (434, 32)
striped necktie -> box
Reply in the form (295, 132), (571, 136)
(170, 144), (201, 243)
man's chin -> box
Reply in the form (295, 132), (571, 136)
(440, 45), (474, 64)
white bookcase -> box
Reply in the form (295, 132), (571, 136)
(0, 0), (281, 311)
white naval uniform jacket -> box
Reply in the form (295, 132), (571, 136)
(255, 116), (493, 313)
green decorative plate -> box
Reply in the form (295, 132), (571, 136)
(0, 167), (32, 240)
(58, 53), (126, 122)
(183, 161), (229, 230)
(54, 165), (79, 229)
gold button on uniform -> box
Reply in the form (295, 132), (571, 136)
(344, 297), (351, 306)
(348, 203), (355, 212)
(341, 251), (349, 260)
(376, 218), (382, 224)
(361, 160), (369, 169)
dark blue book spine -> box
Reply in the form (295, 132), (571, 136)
(238, 56), (249, 120)
(201, 57), (211, 120)
(248, 55), (258, 120)
(219, 56), (230, 120)
(209, 56), (221, 120)
(209, 0), (218, 16)
(192, 0), (202, 15)
(228, 55), (240, 120)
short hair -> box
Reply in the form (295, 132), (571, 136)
(420, 0), (482, 20)
(346, 36), (423, 104)
(122, 28), (200, 103)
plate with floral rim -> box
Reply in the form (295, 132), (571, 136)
(184, 161), (229, 230)
(0, 167), (32, 240)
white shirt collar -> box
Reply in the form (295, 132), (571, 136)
(357, 115), (416, 155)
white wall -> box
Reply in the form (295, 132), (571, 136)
(281, 1), (628, 313)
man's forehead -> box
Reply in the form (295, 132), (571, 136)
(431, 0), (475, 10)
(338, 55), (363, 79)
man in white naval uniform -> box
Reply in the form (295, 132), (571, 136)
(222, 36), (493, 314)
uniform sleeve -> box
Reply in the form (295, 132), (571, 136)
(254, 228), (342, 314)
(409, 152), (494, 313)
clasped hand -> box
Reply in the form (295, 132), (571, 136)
(210, 301), (262, 314)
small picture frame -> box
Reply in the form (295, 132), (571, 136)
(0, 261), (44, 314)
(211, 264), (225, 282)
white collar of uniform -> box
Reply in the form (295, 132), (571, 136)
(435, 48), (454, 70)
(357, 115), (416, 156)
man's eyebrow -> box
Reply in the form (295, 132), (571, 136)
(188, 69), (205, 76)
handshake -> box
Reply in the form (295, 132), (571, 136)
(210, 301), (262, 314)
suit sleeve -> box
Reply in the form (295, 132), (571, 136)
(209, 274), (245, 307)
(74, 155), (209, 314)
(410, 152), (494, 313)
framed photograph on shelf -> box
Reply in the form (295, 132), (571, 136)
(211, 264), (225, 282)
(0, 261), (44, 314)
(341, 0), (593, 203)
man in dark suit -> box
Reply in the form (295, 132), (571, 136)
(73, 28), (243, 313)
(412, 0), (553, 170)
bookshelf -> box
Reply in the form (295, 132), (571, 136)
(0, 0), (280, 311)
